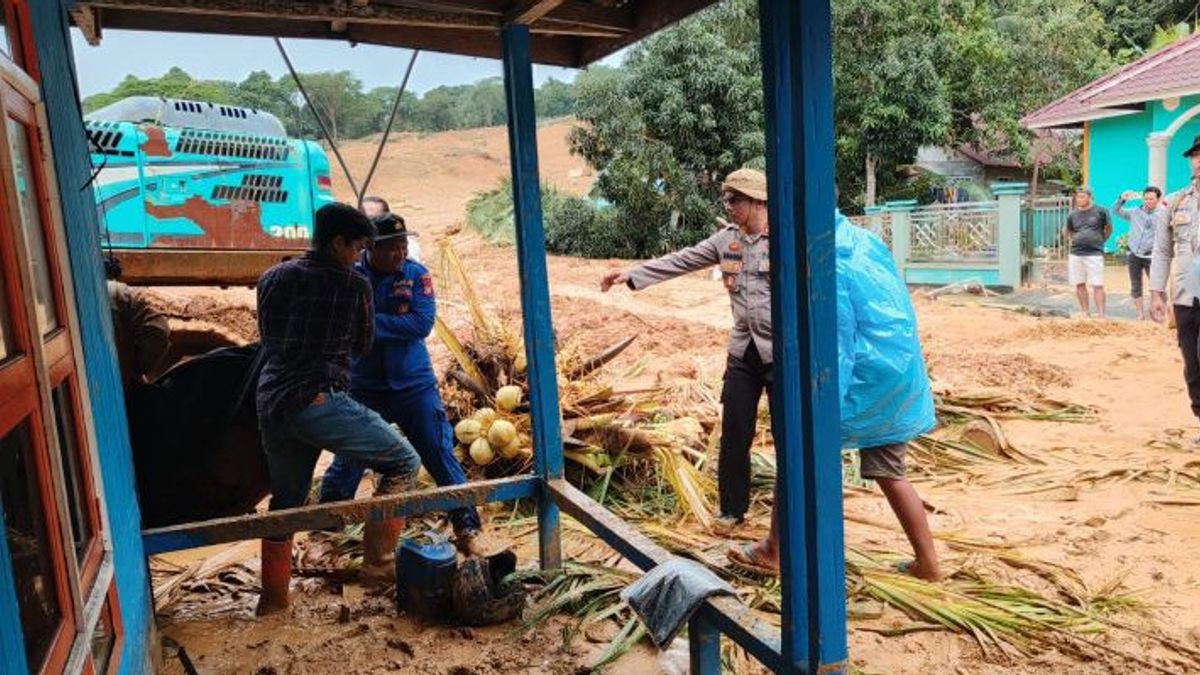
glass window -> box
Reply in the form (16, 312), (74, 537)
(0, 8), (10, 61)
(0, 421), (64, 671)
(7, 118), (59, 335)
(91, 594), (116, 673)
(52, 384), (93, 565)
(0, 279), (14, 362)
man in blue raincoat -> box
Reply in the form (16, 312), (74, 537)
(317, 212), (490, 556)
(727, 210), (941, 579)
(603, 172), (939, 580)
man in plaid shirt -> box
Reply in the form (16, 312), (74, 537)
(254, 202), (421, 615)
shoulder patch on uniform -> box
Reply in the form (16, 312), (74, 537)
(420, 273), (435, 296)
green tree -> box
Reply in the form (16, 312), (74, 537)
(294, 70), (372, 142)
(569, 0), (764, 254)
(231, 71), (302, 134)
(1088, 0), (1197, 57)
(535, 77), (577, 118)
(834, 0), (952, 207)
(82, 67), (237, 113)
(455, 77), (507, 128)
(939, 0), (1112, 162)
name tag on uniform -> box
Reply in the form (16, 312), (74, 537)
(393, 279), (414, 297)
(720, 253), (743, 275)
(758, 259), (770, 274)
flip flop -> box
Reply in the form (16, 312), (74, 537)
(726, 543), (779, 577)
(894, 559), (942, 582)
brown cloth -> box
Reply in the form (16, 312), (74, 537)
(107, 280), (170, 387)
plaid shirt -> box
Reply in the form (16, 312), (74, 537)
(255, 251), (374, 428)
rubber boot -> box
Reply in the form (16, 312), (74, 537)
(256, 537), (292, 616)
(360, 516), (406, 584)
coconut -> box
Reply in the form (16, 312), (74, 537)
(487, 419), (518, 449)
(472, 407), (497, 426)
(469, 437), (495, 465)
(455, 418), (483, 445)
(495, 385), (523, 412)
(452, 446), (466, 464)
(498, 437), (522, 460)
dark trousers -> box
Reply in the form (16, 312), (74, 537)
(719, 344), (773, 519)
(318, 386), (482, 532)
(1128, 255), (1151, 298)
(1176, 302), (1200, 420)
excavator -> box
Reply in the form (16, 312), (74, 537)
(86, 95), (335, 285)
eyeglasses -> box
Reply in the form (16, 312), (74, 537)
(720, 194), (745, 207)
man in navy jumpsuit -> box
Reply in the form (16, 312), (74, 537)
(317, 212), (486, 555)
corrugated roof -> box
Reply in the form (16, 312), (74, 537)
(1022, 32), (1200, 130)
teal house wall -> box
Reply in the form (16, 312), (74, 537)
(1086, 94), (1200, 251)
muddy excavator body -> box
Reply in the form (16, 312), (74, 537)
(87, 96), (334, 286)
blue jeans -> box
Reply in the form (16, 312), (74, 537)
(262, 391), (421, 519)
(318, 387), (482, 532)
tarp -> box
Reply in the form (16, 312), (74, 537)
(127, 344), (269, 527)
(836, 212), (937, 449)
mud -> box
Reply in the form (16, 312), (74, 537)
(144, 121), (1200, 675)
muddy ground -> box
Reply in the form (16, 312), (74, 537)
(148, 122), (1200, 674)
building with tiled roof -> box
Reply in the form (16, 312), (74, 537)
(1022, 32), (1200, 242)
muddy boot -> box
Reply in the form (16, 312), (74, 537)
(360, 473), (413, 583)
(256, 537), (293, 616)
(454, 528), (508, 558)
(361, 517), (406, 584)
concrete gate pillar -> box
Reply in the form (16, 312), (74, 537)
(1149, 132), (1171, 192)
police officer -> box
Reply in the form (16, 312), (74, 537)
(601, 168), (770, 533)
(317, 212), (491, 555)
(1151, 133), (1200, 441)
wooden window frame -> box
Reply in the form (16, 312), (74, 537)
(4, 1), (36, 81)
(0, 3), (119, 673)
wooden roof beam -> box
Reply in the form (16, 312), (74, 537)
(90, 8), (585, 66)
(81, 0), (501, 29)
(71, 5), (104, 45)
(505, 0), (567, 25)
(78, 0), (630, 34)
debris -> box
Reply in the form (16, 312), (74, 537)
(385, 638), (415, 657)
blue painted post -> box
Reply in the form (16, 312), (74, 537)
(500, 23), (564, 571)
(688, 616), (721, 674)
(0, 502), (30, 674)
(758, 0), (848, 673)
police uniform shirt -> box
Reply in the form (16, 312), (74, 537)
(626, 222), (773, 362)
(1150, 181), (1200, 305)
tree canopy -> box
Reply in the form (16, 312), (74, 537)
(82, 68), (578, 142)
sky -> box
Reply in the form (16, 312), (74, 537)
(71, 28), (621, 98)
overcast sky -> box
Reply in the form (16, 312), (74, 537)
(71, 29), (615, 98)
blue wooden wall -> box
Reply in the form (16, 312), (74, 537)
(29, 2), (154, 672)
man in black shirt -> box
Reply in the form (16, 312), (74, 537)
(255, 202), (421, 615)
(1064, 186), (1112, 318)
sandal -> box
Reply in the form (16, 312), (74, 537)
(894, 559), (942, 582)
(712, 515), (745, 537)
(726, 543), (778, 577)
